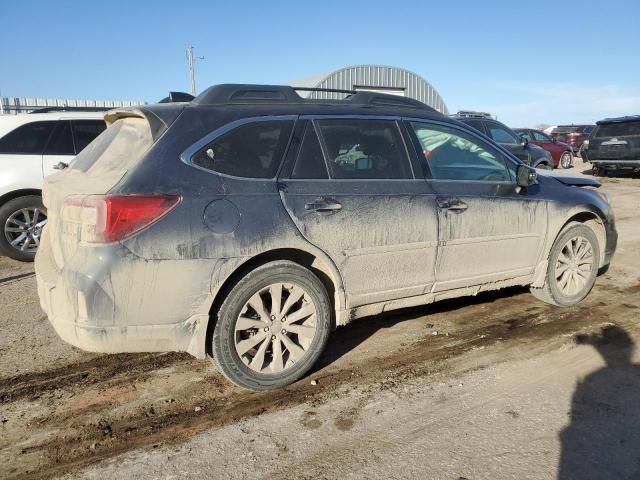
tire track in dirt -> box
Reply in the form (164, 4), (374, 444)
(3, 281), (638, 479)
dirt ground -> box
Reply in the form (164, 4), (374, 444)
(1, 161), (639, 480)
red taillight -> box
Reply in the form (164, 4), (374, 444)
(64, 195), (181, 243)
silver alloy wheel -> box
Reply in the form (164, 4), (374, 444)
(4, 207), (47, 253)
(554, 236), (595, 297)
(560, 151), (572, 169)
(234, 282), (318, 373)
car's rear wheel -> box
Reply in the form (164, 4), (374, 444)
(560, 151), (573, 169)
(0, 195), (47, 262)
(530, 223), (600, 307)
(211, 260), (331, 390)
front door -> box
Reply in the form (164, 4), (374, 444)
(407, 120), (548, 291)
(279, 118), (439, 307)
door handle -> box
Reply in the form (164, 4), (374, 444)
(305, 198), (342, 213)
(437, 197), (468, 213)
(447, 201), (468, 213)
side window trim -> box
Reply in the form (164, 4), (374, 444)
(180, 115), (298, 180)
(404, 118), (517, 184)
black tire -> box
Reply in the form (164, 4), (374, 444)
(211, 260), (331, 390)
(536, 162), (553, 170)
(560, 151), (573, 169)
(592, 165), (601, 177)
(0, 195), (46, 262)
(530, 223), (600, 307)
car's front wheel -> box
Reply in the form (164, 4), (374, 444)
(530, 223), (600, 307)
(0, 195), (47, 262)
(536, 162), (553, 170)
(211, 260), (331, 390)
(560, 151), (573, 169)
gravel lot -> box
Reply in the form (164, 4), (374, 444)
(1, 162), (639, 479)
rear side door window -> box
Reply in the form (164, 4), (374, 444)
(44, 120), (74, 155)
(192, 120), (294, 178)
(72, 120), (106, 153)
(410, 121), (513, 182)
(316, 119), (412, 179)
(519, 130), (533, 141)
(0, 121), (57, 154)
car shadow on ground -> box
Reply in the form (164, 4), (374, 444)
(558, 324), (640, 480)
(312, 286), (528, 372)
(580, 167), (640, 179)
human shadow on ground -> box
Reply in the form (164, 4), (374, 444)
(558, 324), (640, 479)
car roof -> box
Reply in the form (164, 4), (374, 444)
(596, 115), (640, 125)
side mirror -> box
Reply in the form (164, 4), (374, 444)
(520, 135), (529, 147)
(516, 164), (537, 187)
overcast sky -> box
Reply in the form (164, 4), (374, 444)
(1, 0), (638, 126)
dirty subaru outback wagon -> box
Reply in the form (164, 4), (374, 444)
(35, 84), (617, 390)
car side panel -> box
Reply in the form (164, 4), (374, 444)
(0, 154), (43, 199)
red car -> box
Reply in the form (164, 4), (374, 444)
(514, 128), (574, 169)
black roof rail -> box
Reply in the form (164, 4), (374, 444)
(453, 110), (493, 119)
(158, 91), (195, 103)
(191, 84), (436, 111)
(29, 106), (111, 113)
(597, 115), (640, 125)
(294, 86), (357, 95)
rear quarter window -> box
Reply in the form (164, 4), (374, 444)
(192, 120), (294, 178)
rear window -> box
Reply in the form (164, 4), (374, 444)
(0, 120), (56, 154)
(192, 120), (294, 178)
(70, 117), (153, 176)
(554, 126), (592, 134)
(594, 121), (640, 138)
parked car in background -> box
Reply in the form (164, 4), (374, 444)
(514, 128), (574, 169)
(550, 125), (595, 156)
(452, 112), (554, 169)
(36, 84), (616, 391)
(0, 108), (106, 261)
(583, 115), (640, 176)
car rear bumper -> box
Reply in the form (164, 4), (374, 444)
(590, 159), (640, 170)
(35, 237), (212, 358)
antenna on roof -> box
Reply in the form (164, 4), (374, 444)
(186, 47), (205, 96)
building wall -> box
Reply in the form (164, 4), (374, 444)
(0, 97), (145, 115)
(291, 65), (448, 114)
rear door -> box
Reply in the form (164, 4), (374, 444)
(279, 117), (439, 307)
(407, 120), (548, 291)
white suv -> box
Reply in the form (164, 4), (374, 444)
(0, 109), (105, 261)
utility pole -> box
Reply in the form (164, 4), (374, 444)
(186, 47), (204, 96)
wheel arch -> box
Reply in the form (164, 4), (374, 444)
(0, 189), (42, 207)
(532, 208), (607, 287)
(204, 247), (345, 358)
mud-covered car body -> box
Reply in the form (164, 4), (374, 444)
(583, 116), (640, 173)
(35, 84), (617, 363)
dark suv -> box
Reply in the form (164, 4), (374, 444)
(36, 85), (617, 390)
(452, 112), (554, 169)
(584, 116), (640, 175)
(551, 125), (595, 155)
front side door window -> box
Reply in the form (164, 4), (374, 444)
(410, 122), (513, 182)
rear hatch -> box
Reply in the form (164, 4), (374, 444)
(588, 119), (640, 161)
(553, 126), (585, 145)
(42, 109), (159, 269)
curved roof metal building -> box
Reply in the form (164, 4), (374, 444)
(290, 65), (448, 114)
